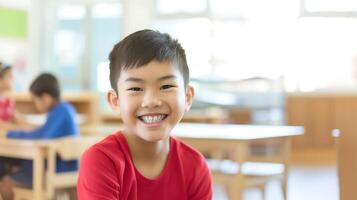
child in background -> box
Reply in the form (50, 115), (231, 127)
(0, 63), (15, 123)
(0, 64), (18, 197)
(0, 73), (79, 200)
(0, 63), (35, 130)
(77, 30), (212, 200)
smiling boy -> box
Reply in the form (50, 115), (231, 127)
(77, 30), (212, 199)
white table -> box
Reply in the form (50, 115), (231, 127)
(172, 123), (304, 200)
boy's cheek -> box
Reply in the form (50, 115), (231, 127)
(119, 102), (132, 115)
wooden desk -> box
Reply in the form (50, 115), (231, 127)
(0, 136), (102, 200)
(172, 123), (304, 200)
(10, 91), (100, 127)
(0, 139), (48, 199)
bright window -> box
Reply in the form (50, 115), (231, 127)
(155, 0), (357, 92)
(156, 0), (207, 14)
(305, 0), (357, 12)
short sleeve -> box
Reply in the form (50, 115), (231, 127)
(77, 146), (120, 200)
(188, 154), (212, 200)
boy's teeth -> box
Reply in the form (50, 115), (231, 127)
(141, 115), (165, 123)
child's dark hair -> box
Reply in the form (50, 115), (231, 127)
(30, 73), (60, 100)
(109, 29), (189, 93)
(0, 63), (12, 79)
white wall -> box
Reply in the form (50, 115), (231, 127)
(0, 0), (29, 64)
(122, 0), (155, 36)
(0, 0), (41, 90)
(0, 0), (30, 9)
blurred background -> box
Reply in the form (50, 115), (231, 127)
(2, 0), (357, 199)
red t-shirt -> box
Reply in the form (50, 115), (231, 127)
(0, 96), (15, 121)
(77, 132), (212, 200)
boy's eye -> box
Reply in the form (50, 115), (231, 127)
(161, 85), (175, 90)
(127, 87), (142, 91)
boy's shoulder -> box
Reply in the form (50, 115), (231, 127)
(83, 132), (127, 163)
(170, 137), (210, 183)
(57, 101), (74, 110)
(52, 101), (76, 115)
(171, 136), (207, 165)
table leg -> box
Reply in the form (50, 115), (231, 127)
(282, 138), (291, 200)
(32, 149), (44, 200)
(230, 142), (248, 200)
(46, 148), (55, 199)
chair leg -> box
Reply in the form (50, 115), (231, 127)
(68, 187), (77, 200)
(258, 184), (266, 200)
(223, 183), (233, 200)
(227, 183), (243, 200)
(55, 188), (71, 200)
(282, 179), (287, 200)
(222, 182), (236, 200)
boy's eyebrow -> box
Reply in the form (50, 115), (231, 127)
(125, 77), (144, 83)
(125, 75), (177, 83)
(158, 75), (177, 81)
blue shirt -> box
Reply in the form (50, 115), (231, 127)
(7, 101), (79, 139)
(6, 101), (79, 175)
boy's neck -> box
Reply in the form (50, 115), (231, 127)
(49, 99), (60, 110)
(124, 131), (170, 162)
(124, 131), (171, 179)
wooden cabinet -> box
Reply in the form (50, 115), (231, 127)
(333, 97), (357, 200)
(286, 95), (334, 148)
(287, 93), (357, 200)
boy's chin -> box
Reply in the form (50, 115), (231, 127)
(139, 132), (169, 143)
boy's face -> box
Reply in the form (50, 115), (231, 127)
(108, 60), (194, 142)
(32, 93), (55, 113)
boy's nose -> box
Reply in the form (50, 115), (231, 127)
(141, 91), (162, 108)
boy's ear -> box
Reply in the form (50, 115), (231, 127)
(107, 90), (121, 115)
(184, 85), (195, 112)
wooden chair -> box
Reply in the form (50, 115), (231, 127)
(209, 160), (285, 200)
(206, 138), (290, 200)
(13, 136), (100, 200)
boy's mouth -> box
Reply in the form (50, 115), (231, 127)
(138, 114), (168, 124)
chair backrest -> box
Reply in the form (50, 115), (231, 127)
(43, 136), (102, 199)
(50, 136), (101, 160)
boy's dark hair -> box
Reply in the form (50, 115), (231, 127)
(30, 73), (60, 100)
(0, 64), (12, 79)
(109, 29), (189, 92)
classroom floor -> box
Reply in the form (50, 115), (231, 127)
(213, 148), (339, 200)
